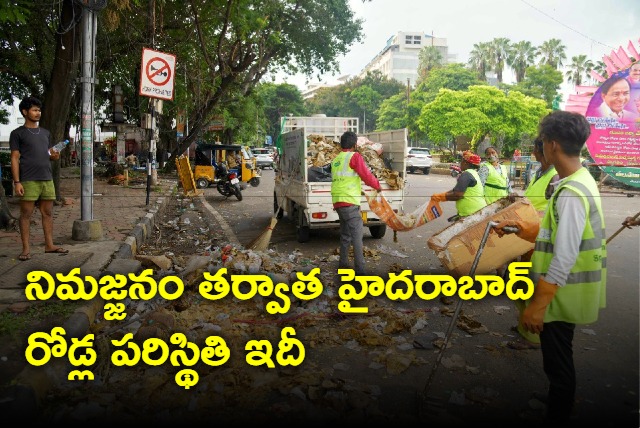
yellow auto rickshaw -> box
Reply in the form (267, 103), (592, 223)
(193, 143), (260, 189)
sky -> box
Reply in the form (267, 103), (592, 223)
(273, 0), (639, 92)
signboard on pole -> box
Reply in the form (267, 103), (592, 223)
(139, 48), (176, 100)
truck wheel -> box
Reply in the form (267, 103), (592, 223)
(407, 167), (415, 174)
(273, 192), (284, 219)
(196, 178), (209, 189)
(422, 167), (430, 175)
(369, 225), (387, 239)
(296, 226), (310, 243)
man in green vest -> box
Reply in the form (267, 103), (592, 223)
(479, 146), (517, 204)
(331, 131), (381, 275)
(430, 150), (487, 218)
(494, 111), (607, 425)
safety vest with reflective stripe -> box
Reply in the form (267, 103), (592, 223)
(482, 161), (509, 204)
(524, 165), (557, 213)
(529, 167), (607, 324)
(456, 169), (487, 217)
(331, 151), (361, 206)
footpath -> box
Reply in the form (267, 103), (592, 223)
(0, 169), (178, 310)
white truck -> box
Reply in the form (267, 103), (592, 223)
(273, 115), (407, 243)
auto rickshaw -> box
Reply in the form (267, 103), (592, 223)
(193, 143), (261, 189)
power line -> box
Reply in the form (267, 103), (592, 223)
(519, 0), (614, 50)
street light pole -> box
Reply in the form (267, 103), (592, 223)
(72, 1), (104, 241)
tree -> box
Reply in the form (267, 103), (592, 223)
(417, 85), (548, 152)
(377, 63), (484, 142)
(351, 85), (381, 133)
(508, 40), (538, 83)
(538, 38), (567, 69)
(468, 42), (492, 81)
(417, 46), (444, 82)
(565, 54), (594, 86)
(507, 64), (564, 108)
(256, 83), (306, 142)
(489, 37), (512, 83)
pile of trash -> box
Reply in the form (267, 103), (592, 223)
(306, 134), (403, 190)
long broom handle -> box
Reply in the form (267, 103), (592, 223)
(606, 211), (640, 244)
(421, 220), (496, 396)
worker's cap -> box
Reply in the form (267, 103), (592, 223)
(462, 150), (481, 165)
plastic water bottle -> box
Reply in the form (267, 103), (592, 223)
(50, 139), (69, 154)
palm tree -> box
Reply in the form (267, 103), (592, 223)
(538, 38), (567, 69)
(508, 40), (538, 83)
(468, 42), (492, 81)
(565, 54), (594, 86)
(489, 37), (512, 83)
(592, 60), (609, 80)
(417, 46), (444, 82)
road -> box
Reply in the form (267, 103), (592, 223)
(201, 169), (639, 427)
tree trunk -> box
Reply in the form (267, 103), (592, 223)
(41, 0), (81, 202)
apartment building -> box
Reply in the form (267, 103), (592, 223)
(358, 31), (455, 87)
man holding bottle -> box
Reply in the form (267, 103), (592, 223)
(9, 96), (69, 261)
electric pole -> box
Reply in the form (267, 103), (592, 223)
(72, 0), (106, 241)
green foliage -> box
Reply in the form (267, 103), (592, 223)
(256, 83), (306, 141)
(418, 85), (548, 153)
(305, 71), (403, 132)
(504, 64), (564, 108)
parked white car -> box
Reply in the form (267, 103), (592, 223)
(251, 147), (274, 169)
(405, 147), (432, 174)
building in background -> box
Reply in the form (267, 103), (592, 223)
(301, 75), (351, 100)
(357, 31), (455, 87)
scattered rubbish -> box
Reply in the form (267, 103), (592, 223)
(493, 305), (511, 315)
(457, 314), (488, 335)
(376, 244), (409, 258)
(581, 328), (597, 336)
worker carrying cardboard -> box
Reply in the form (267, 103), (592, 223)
(429, 150), (487, 218)
(493, 111), (606, 425)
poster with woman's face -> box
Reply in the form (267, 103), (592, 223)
(584, 62), (640, 187)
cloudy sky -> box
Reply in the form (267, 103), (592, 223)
(275, 0), (639, 89)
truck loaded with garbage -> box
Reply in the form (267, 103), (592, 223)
(273, 115), (407, 242)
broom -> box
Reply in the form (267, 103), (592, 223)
(248, 137), (286, 252)
(247, 215), (279, 251)
(606, 210), (640, 244)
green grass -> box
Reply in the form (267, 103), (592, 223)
(0, 301), (80, 340)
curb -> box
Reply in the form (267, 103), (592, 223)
(1, 183), (176, 419)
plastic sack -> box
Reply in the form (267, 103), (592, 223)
(365, 190), (442, 231)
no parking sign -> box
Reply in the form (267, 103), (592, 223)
(139, 47), (176, 100)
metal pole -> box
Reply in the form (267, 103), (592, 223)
(146, 0), (156, 206)
(80, 7), (96, 221)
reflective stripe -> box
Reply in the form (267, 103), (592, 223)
(485, 182), (507, 190)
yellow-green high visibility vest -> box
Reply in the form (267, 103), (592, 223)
(529, 167), (607, 324)
(524, 165), (557, 213)
(456, 169), (487, 216)
(483, 161), (509, 204)
(331, 151), (361, 206)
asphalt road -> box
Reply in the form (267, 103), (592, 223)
(201, 169), (639, 427)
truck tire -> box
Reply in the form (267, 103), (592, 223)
(407, 167), (415, 174)
(422, 167), (430, 175)
(273, 192), (284, 219)
(196, 178), (209, 189)
(296, 226), (310, 243)
(369, 224), (387, 239)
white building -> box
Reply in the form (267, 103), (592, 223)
(357, 31), (455, 87)
(301, 75), (351, 100)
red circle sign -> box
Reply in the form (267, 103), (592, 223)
(146, 57), (172, 86)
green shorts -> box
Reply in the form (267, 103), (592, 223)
(21, 180), (56, 201)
